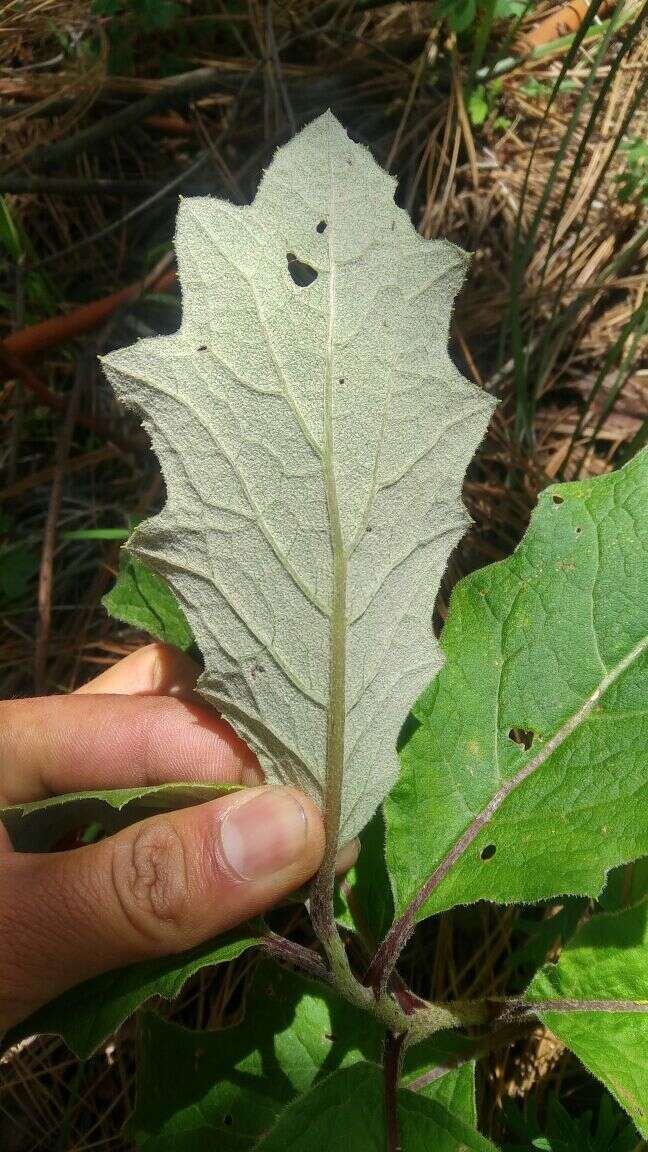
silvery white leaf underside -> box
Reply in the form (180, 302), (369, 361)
(102, 112), (494, 843)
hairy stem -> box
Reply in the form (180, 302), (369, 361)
(261, 931), (332, 984)
(262, 928), (477, 1044)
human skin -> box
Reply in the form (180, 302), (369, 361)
(0, 644), (357, 1030)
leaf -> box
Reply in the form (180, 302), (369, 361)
(443, 0), (477, 33)
(468, 85), (489, 126)
(101, 111), (494, 844)
(384, 450), (648, 922)
(2, 927), (260, 1060)
(336, 809), (394, 947)
(402, 1052), (477, 1127)
(253, 1062), (498, 1151)
(526, 898), (648, 1137)
(134, 961), (475, 1151)
(134, 961), (382, 1150)
(0, 781), (237, 852)
(493, 0), (528, 16)
(103, 552), (194, 651)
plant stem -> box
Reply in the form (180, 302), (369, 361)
(261, 931), (332, 984)
(262, 926), (474, 1043)
(383, 1031), (405, 1152)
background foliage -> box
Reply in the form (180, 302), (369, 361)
(0, 1), (646, 1149)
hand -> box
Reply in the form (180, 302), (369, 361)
(0, 645), (349, 1031)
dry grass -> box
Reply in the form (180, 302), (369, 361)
(0, 2), (647, 1148)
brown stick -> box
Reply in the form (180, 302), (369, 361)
(2, 268), (177, 360)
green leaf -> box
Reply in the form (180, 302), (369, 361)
(253, 1062), (498, 1151)
(468, 85), (489, 126)
(134, 961), (383, 1150)
(103, 553), (194, 650)
(101, 111), (494, 844)
(2, 928), (260, 1060)
(493, 0), (528, 16)
(525, 899), (648, 1137)
(445, 0), (476, 33)
(0, 782), (238, 853)
(385, 450), (648, 921)
(336, 809), (394, 947)
(402, 1052), (477, 1127)
(134, 961), (475, 1150)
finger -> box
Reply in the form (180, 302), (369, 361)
(0, 694), (262, 806)
(76, 643), (200, 700)
(0, 786), (324, 1029)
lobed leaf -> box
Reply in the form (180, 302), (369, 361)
(526, 898), (648, 1137)
(0, 781), (237, 853)
(101, 111), (494, 844)
(384, 450), (648, 921)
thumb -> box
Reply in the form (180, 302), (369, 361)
(0, 786), (324, 1029)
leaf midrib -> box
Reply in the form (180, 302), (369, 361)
(322, 124), (347, 850)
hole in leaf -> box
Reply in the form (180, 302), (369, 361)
(339, 377), (344, 385)
(509, 727), (534, 751)
(575, 526), (582, 535)
(316, 219), (327, 233)
(224, 1114), (233, 1128)
(481, 844), (496, 861)
(197, 345), (207, 351)
(552, 494), (564, 505)
(287, 253), (318, 287)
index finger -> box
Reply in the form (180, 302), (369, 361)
(0, 693), (263, 807)
(75, 643), (202, 700)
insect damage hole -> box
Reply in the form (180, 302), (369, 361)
(509, 727), (534, 751)
(480, 844), (496, 861)
(316, 219), (327, 233)
(552, 494), (564, 505)
(287, 252), (318, 287)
